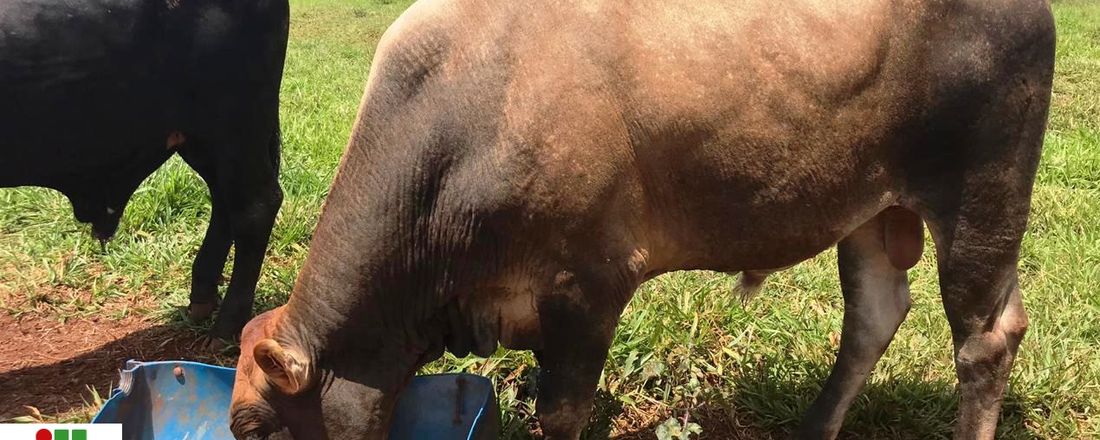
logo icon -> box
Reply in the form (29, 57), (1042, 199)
(36, 428), (87, 440)
(0, 424), (118, 440)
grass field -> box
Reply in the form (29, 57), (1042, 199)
(1, 0), (1098, 438)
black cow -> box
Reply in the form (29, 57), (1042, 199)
(0, 0), (289, 340)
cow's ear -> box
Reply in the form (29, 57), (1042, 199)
(254, 339), (311, 395)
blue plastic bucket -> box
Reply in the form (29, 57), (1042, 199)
(92, 360), (499, 440)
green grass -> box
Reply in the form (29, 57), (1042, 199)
(2, 0), (1098, 438)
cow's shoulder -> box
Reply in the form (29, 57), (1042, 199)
(372, 0), (465, 67)
(361, 0), (525, 124)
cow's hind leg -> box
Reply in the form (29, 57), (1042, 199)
(925, 194), (1032, 440)
(209, 129), (283, 341)
(798, 208), (918, 439)
(179, 146), (233, 321)
(536, 268), (633, 440)
(921, 40), (1048, 437)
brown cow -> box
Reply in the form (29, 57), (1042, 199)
(228, 0), (1055, 438)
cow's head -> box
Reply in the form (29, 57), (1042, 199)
(61, 147), (173, 244)
(230, 307), (419, 440)
(68, 194), (124, 243)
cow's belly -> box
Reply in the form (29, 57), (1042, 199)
(654, 189), (894, 273)
(0, 120), (168, 187)
(619, 51), (913, 272)
(631, 115), (904, 274)
(0, 72), (172, 185)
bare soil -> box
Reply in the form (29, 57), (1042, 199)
(0, 289), (230, 420)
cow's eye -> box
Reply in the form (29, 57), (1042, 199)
(231, 418), (273, 440)
(240, 431), (268, 440)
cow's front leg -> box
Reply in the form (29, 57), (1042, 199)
(535, 270), (628, 440)
(798, 210), (916, 439)
(180, 146), (232, 322)
(188, 190), (232, 321)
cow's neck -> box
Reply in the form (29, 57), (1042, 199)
(274, 147), (490, 363)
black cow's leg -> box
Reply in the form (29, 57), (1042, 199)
(180, 148), (232, 321)
(798, 213), (912, 439)
(535, 270), (628, 440)
(187, 199), (232, 320)
(209, 130), (282, 341)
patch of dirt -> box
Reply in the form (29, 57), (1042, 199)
(0, 289), (232, 420)
(610, 402), (776, 440)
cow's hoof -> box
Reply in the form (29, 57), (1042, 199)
(199, 335), (238, 353)
(188, 302), (218, 321)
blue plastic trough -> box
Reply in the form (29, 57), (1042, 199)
(92, 360), (499, 440)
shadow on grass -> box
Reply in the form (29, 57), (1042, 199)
(606, 369), (1037, 440)
(0, 319), (1037, 440)
(0, 322), (233, 420)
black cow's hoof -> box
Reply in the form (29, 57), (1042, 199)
(199, 335), (238, 354)
(188, 302), (218, 321)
